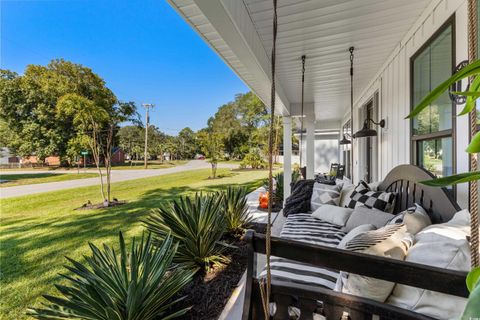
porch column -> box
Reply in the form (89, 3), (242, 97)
(283, 116), (292, 201)
(306, 118), (315, 179)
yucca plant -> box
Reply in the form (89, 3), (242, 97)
(145, 193), (229, 273)
(223, 186), (252, 235)
(27, 232), (194, 320)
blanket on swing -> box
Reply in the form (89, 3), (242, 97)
(260, 213), (345, 289)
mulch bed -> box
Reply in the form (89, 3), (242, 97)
(74, 200), (127, 210)
(173, 238), (248, 320)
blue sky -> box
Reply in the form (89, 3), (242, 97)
(0, 0), (248, 133)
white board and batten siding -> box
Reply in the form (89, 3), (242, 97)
(346, 0), (470, 208)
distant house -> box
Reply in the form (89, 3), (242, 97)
(0, 148), (20, 165)
(21, 155), (61, 166)
(111, 147), (125, 164)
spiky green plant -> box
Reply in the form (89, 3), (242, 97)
(145, 193), (229, 273)
(223, 186), (252, 235)
(27, 232), (194, 320)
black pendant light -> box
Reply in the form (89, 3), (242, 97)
(354, 118), (386, 138)
(339, 133), (352, 145)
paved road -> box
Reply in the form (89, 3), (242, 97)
(0, 160), (237, 199)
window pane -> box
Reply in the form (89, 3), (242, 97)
(412, 26), (452, 135)
(418, 137), (453, 178)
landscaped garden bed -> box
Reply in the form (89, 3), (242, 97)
(173, 238), (248, 319)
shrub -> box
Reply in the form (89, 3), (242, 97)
(240, 148), (266, 169)
(27, 232), (194, 320)
(223, 186), (252, 235)
(145, 193), (228, 273)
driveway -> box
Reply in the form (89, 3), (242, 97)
(0, 160), (237, 199)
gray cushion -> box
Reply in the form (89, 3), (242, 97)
(343, 205), (394, 232)
(311, 204), (353, 226)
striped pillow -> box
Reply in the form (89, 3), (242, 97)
(337, 224), (413, 302)
(310, 182), (342, 211)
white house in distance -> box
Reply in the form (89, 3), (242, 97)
(168, 0), (474, 208)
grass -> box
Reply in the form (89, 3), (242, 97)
(0, 173), (98, 187)
(110, 160), (188, 170)
(0, 168), (270, 320)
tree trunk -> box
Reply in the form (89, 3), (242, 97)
(211, 162), (217, 179)
(90, 125), (106, 203)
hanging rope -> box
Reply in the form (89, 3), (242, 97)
(299, 55), (306, 169)
(468, 0), (479, 268)
(349, 47), (355, 183)
(259, 0), (277, 318)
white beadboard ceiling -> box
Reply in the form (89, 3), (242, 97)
(168, 0), (431, 122)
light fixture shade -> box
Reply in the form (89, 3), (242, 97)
(354, 119), (385, 138)
(354, 125), (378, 138)
(339, 135), (352, 145)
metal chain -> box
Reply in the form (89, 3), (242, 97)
(299, 55), (306, 168)
(260, 0), (277, 318)
(349, 47), (355, 183)
(468, 0), (479, 268)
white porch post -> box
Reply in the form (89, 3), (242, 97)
(306, 118), (315, 179)
(283, 116), (292, 201)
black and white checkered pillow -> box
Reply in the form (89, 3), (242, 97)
(346, 181), (396, 213)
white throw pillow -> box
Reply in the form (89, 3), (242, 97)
(388, 203), (431, 235)
(311, 204), (353, 226)
(310, 182), (342, 211)
(387, 210), (470, 320)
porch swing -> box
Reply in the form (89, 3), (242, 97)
(243, 0), (479, 319)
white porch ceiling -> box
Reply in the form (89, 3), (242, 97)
(168, 0), (431, 122)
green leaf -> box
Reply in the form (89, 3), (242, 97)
(452, 91), (480, 98)
(462, 281), (480, 319)
(420, 171), (480, 187)
(407, 59), (480, 119)
(466, 132), (480, 153)
(459, 76), (480, 116)
(467, 267), (480, 293)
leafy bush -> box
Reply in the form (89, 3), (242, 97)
(240, 148), (266, 169)
(145, 193), (228, 272)
(27, 232), (193, 320)
(222, 186), (252, 235)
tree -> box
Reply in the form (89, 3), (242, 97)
(57, 93), (110, 202)
(177, 127), (198, 159)
(0, 59), (116, 164)
(57, 94), (138, 205)
(197, 129), (224, 179)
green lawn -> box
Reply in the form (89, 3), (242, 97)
(110, 160), (188, 170)
(0, 168), (269, 320)
(0, 173), (99, 187)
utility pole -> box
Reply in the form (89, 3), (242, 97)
(143, 103), (154, 169)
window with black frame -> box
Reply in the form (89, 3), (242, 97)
(342, 120), (352, 179)
(411, 18), (455, 180)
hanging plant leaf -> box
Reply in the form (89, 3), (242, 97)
(406, 60), (480, 119)
(466, 132), (480, 154)
(466, 267), (480, 293)
(462, 279), (480, 319)
(420, 171), (480, 187)
(452, 91), (480, 98)
(459, 76), (480, 116)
